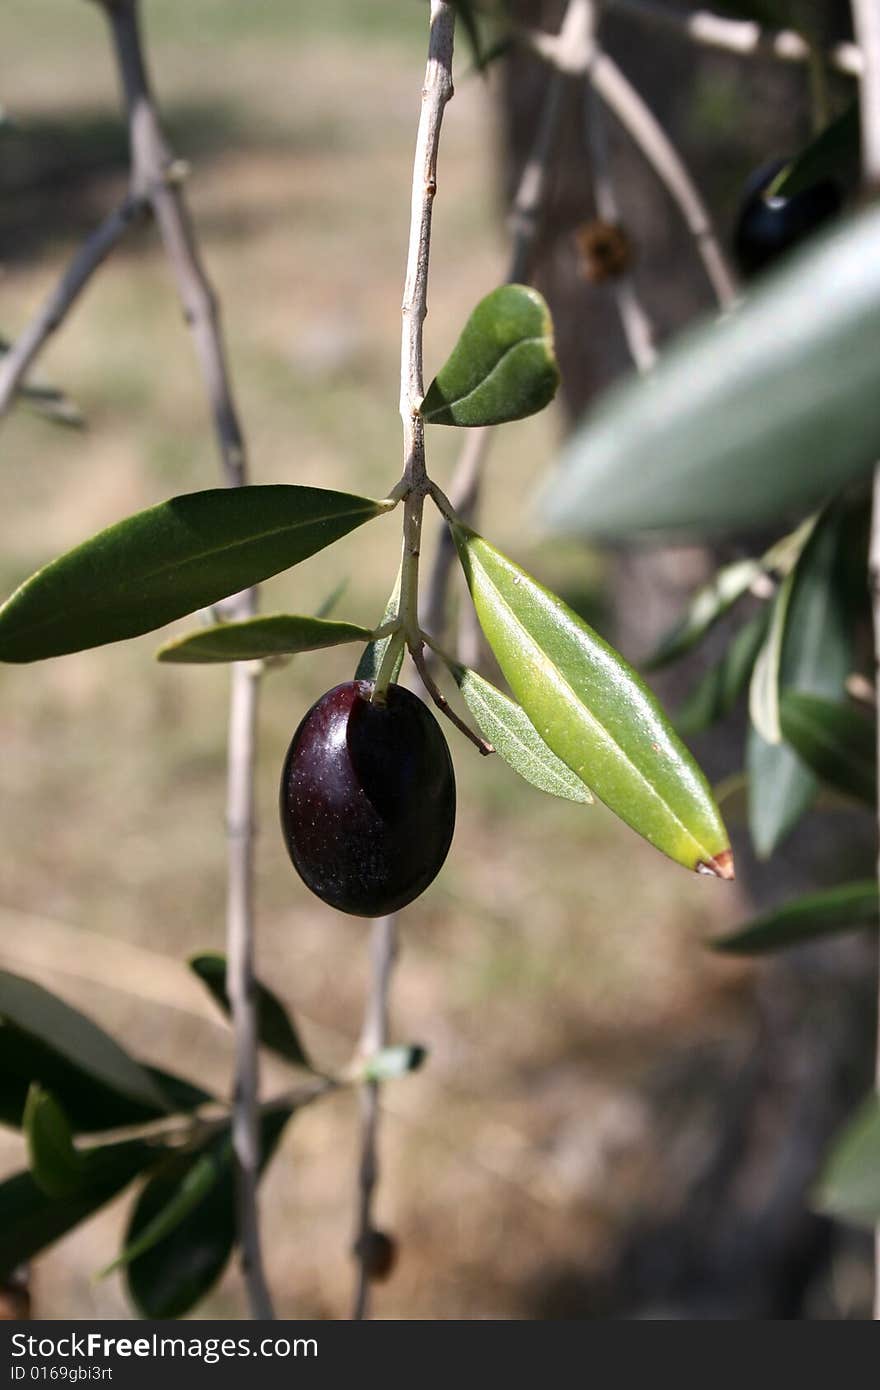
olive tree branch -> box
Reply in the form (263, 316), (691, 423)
(610, 0), (862, 79)
(585, 83), (657, 373)
(101, 0), (271, 1319)
(852, 0), (880, 1323)
(519, 2), (738, 309)
(422, 0), (579, 651)
(0, 195), (147, 416)
(352, 0), (457, 1322)
(853, 0), (880, 193)
(351, 912), (398, 1321)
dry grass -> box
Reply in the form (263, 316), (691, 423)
(0, 0), (748, 1319)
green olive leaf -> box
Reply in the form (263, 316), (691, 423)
(779, 692), (876, 805)
(355, 561), (404, 684)
(771, 102), (859, 200)
(188, 953), (311, 1071)
(0, 1139), (158, 1281)
(453, 524), (733, 877)
(813, 1096), (880, 1227)
(713, 880), (878, 955)
(421, 284), (559, 427)
(156, 613), (374, 664)
(23, 1085), (83, 1199)
(674, 607), (769, 737)
(0, 485), (391, 663)
(447, 661), (594, 803)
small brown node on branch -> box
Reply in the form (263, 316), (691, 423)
(353, 1229), (398, 1283)
(576, 219), (634, 283)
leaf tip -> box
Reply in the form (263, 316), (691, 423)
(696, 848), (735, 881)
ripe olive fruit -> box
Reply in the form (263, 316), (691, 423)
(733, 158), (842, 276)
(279, 679), (456, 917)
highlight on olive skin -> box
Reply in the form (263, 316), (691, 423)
(279, 679), (456, 917)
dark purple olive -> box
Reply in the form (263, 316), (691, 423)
(733, 158), (843, 276)
(280, 680), (455, 917)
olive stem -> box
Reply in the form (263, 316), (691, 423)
(350, 1), (458, 1323)
(410, 640), (493, 756)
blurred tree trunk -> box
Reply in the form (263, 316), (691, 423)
(499, 0), (875, 1319)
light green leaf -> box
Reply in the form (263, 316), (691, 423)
(449, 662), (594, 802)
(360, 1044), (427, 1083)
(421, 285), (559, 427)
(543, 205), (880, 536)
(24, 1086), (83, 1199)
(189, 953), (311, 1071)
(780, 692), (876, 805)
(156, 613), (374, 664)
(0, 1139), (156, 1280)
(713, 880), (878, 955)
(453, 525), (733, 877)
(0, 971), (170, 1115)
(355, 562), (404, 684)
(647, 558), (763, 670)
(813, 1096), (880, 1227)
(125, 1109), (291, 1318)
(675, 607), (769, 736)
(0, 485), (390, 663)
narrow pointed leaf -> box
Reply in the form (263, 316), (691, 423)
(156, 613), (374, 664)
(0, 485), (389, 663)
(360, 1044), (427, 1083)
(747, 503), (853, 855)
(24, 1086), (83, 1199)
(780, 692), (876, 805)
(449, 662), (594, 802)
(813, 1097), (880, 1227)
(0, 1139), (156, 1280)
(355, 563), (404, 684)
(421, 285), (559, 427)
(125, 1109), (291, 1318)
(189, 953), (311, 1071)
(748, 728), (818, 859)
(675, 607), (769, 736)
(0, 1019), (212, 1134)
(647, 558), (763, 670)
(544, 205), (880, 536)
(772, 102), (859, 200)
(454, 525), (732, 876)
(101, 1141), (226, 1277)
(749, 566), (795, 744)
(714, 880), (878, 955)
(0, 971), (170, 1115)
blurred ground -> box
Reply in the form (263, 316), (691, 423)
(0, 0), (779, 1320)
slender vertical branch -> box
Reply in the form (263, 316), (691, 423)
(352, 0), (457, 1321)
(588, 50), (737, 309)
(423, 2), (575, 647)
(102, 0), (271, 1318)
(853, 0), (880, 195)
(351, 913), (398, 1321)
(585, 84), (657, 372)
(853, 0), (880, 1323)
